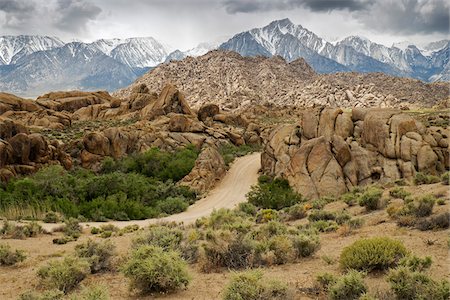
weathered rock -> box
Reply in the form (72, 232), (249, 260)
(0, 140), (13, 167)
(198, 104), (220, 122)
(141, 84), (194, 120)
(0, 92), (41, 113)
(36, 91), (114, 112)
(213, 113), (249, 128)
(335, 112), (354, 139)
(168, 114), (205, 133)
(7, 133), (31, 164)
(83, 132), (110, 156)
(180, 146), (226, 193)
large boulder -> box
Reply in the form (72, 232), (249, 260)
(0, 92), (41, 113)
(180, 146), (226, 193)
(36, 91), (114, 112)
(168, 114), (205, 133)
(141, 84), (194, 120)
(198, 104), (220, 122)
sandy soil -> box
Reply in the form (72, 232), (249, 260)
(41, 152), (261, 232)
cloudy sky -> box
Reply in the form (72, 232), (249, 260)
(0, 0), (448, 50)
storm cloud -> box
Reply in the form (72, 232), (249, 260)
(54, 0), (102, 33)
(223, 0), (373, 14)
(222, 0), (449, 34)
(0, 0), (36, 29)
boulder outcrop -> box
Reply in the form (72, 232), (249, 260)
(262, 108), (449, 199)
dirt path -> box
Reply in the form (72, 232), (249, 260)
(41, 152), (261, 231)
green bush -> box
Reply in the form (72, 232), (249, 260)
(121, 245), (190, 294)
(316, 272), (337, 291)
(247, 177), (304, 210)
(43, 212), (61, 223)
(285, 204), (307, 221)
(408, 195), (435, 217)
(62, 218), (82, 240)
(328, 270), (367, 300)
(222, 270), (291, 300)
(1, 221), (44, 239)
(0, 148), (198, 222)
(256, 209), (279, 223)
(70, 285), (110, 300)
(441, 172), (450, 185)
(387, 266), (450, 300)
(311, 220), (339, 232)
(19, 289), (64, 300)
(414, 172), (440, 185)
(389, 187), (411, 200)
(132, 225), (183, 250)
(74, 239), (116, 273)
(291, 233), (320, 258)
(340, 237), (408, 271)
(237, 202), (258, 216)
(37, 256), (90, 293)
(268, 235), (294, 264)
(358, 187), (383, 211)
(398, 255), (432, 272)
(157, 197), (189, 215)
(0, 244), (26, 266)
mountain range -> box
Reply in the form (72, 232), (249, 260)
(0, 19), (448, 97)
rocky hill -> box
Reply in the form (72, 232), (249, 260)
(116, 50), (449, 110)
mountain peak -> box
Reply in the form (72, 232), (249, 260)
(269, 18), (296, 28)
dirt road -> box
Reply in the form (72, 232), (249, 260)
(41, 152), (261, 231)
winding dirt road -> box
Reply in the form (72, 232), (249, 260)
(41, 152), (261, 231)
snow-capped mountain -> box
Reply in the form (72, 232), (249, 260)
(0, 35), (64, 65)
(219, 19), (448, 82)
(0, 24), (447, 97)
(165, 41), (225, 63)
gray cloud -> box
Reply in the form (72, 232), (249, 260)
(222, 0), (449, 34)
(0, 0), (36, 29)
(356, 0), (449, 35)
(54, 0), (102, 33)
(222, 0), (373, 14)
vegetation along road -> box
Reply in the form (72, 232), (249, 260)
(42, 152), (261, 231)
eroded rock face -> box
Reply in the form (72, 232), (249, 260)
(180, 146), (226, 193)
(262, 108), (449, 199)
(36, 91), (116, 112)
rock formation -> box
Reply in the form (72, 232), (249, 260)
(261, 107), (449, 199)
(115, 51), (449, 111)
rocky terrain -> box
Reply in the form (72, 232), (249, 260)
(261, 107), (449, 199)
(116, 50), (449, 110)
(0, 84), (264, 192)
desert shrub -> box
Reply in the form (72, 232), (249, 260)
(119, 224), (140, 234)
(328, 270), (367, 300)
(37, 256), (90, 293)
(389, 187), (411, 200)
(316, 272), (337, 291)
(414, 172), (440, 185)
(121, 245), (190, 294)
(415, 212), (449, 231)
(200, 208), (252, 232)
(358, 187), (383, 211)
(341, 188), (364, 206)
(268, 235), (294, 264)
(132, 225), (183, 250)
(156, 196), (189, 215)
(247, 177), (304, 210)
(398, 255), (432, 272)
(70, 285), (110, 300)
(387, 266), (450, 300)
(222, 270), (291, 300)
(62, 218), (82, 239)
(340, 237), (407, 271)
(311, 220), (339, 232)
(437, 198), (446, 205)
(100, 231), (112, 238)
(238, 202), (258, 216)
(310, 197), (335, 209)
(43, 212), (61, 223)
(74, 239), (116, 273)
(284, 204), (307, 220)
(201, 231), (256, 270)
(99, 224), (119, 232)
(1, 221), (44, 239)
(408, 195), (435, 217)
(346, 218), (365, 229)
(256, 209), (279, 223)
(0, 244), (26, 266)
(441, 171), (450, 185)
(291, 233), (320, 257)
(19, 289), (64, 300)
(308, 210), (336, 222)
